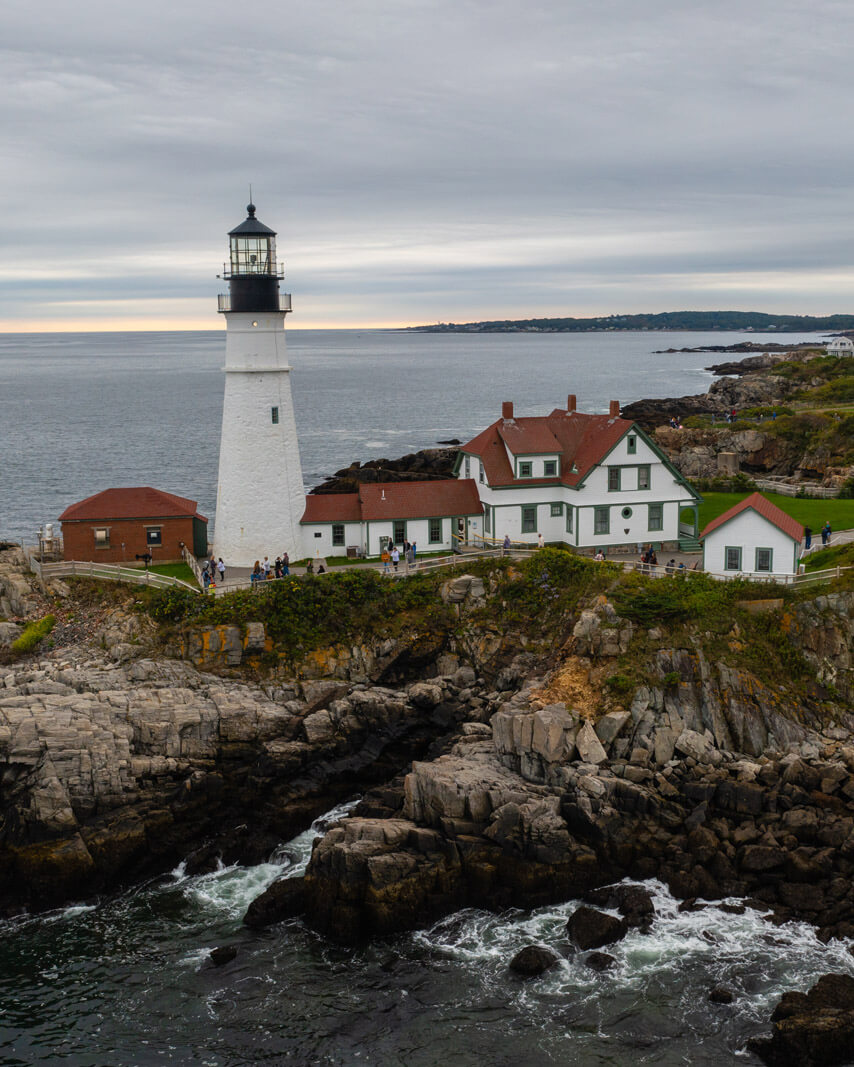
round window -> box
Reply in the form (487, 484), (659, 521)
(621, 507), (633, 519)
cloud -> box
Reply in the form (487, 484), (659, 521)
(3, 0), (854, 328)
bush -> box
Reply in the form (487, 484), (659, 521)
(12, 614), (56, 654)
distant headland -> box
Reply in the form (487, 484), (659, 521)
(406, 310), (854, 333)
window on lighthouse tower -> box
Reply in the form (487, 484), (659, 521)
(230, 235), (275, 275)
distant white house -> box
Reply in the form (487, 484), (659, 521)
(300, 479), (483, 557)
(455, 396), (702, 551)
(827, 337), (854, 357)
(700, 492), (804, 577)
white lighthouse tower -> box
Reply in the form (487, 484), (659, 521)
(213, 203), (306, 566)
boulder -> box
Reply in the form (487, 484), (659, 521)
(209, 945), (238, 966)
(749, 973), (854, 1066)
(508, 945), (560, 977)
(575, 722), (607, 766)
(243, 876), (306, 929)
(566, 905), (629, 950)
(585, 951), (616, 972)
(584, 883), (655, 928)
(594, 711), (631, 749)
(709, 986), (734, 1004)
(408, 682), (444, 709)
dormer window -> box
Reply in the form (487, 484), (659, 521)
(544, 460), (557, 477)
(519, 461), (532, 478)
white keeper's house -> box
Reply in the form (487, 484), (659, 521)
(300, 480), (483, 558)
(454, 396), (702, 552)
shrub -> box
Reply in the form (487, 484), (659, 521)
(12, 614), (56, 654)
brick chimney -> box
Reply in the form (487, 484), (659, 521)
(609, 400), (620, 417)
(502, 401), (514, 421)
(567, 394), (577, 412)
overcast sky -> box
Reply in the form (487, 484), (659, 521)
(3, 0), (854, 330)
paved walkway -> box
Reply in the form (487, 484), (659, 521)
(200, 531), (854, 592)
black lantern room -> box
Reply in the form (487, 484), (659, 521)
(218, 204), (289, 314)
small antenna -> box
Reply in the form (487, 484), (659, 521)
(249, 183), (253, 203)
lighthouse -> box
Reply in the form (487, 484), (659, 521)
(213, 204), (306, 566)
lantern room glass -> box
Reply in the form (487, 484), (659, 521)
(229, 235), (276, 275)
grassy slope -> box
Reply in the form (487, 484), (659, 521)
(686, 493), (854, 532)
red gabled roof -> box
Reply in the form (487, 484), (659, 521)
(59, 487), (206, 522)
(300, 480), (483, 524)
(301, 493), (362, 523)
(700, 492), (804, 543)
(461, 409), (631, 488)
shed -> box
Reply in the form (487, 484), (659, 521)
(700, 492), (804, 577)
(59, 487), (208, 564)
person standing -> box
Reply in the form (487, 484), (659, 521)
(381, 546), (391, 574)
(282, 552), (290, 576)
(391, 545), (400, 572)
(411, 541), (417, 568)
(821, 522), (830, 546)
(262, 556), (271, 578)
(804, 525), (812, 551)
(217, 558), (226, 583)
(503, 533), (510, 556)
(537, 532), (544, 549)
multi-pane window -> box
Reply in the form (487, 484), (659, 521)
(522, 506), (537, 532)
(566, 508), (573, 533)
(550, 503), (562, 517)
(464, 456), (471, 478)
(393, 521), (406, 545)
(479, 462), (484, 484)
(725, 547), (742, 571)
(429, 519), (442, 543)
(271, 406), (279, 424)
(94, 528), (110, 548)
(608, 467), (621, 492)
(332, 524), (345, 546)
(627, 436), (637, 454)
(648, 504), (663, 531)
(484, 506), (491, 533)
(638, 465), (651, 490)
(544, 460), (557, 477)
(594, 507), (610, 535)
(146, 527), (162, 546)
(519, 462), (533, 478)
(755, 548), (773, 572)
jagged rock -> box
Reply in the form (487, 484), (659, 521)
(595, 711), (631, 748)
(0, 623), (22, 647)
(408, 682), (443, 709)
(749, 973), (854, 1066)
(566, 905), (629, 950)
(584, 884), (655, 928)
(585, 951), (616, 972)
(575, 722), (607, 765)
(243, 876), (306, 929)
(508, 945), (560, 976)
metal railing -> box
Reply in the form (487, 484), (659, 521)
(624, 558), (852, 587)
(216, 293), (292, 313)
(29, 558), (200, 593)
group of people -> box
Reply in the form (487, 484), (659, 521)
(250, 553), (292, 582)
(202, 557), (226, 589)
(380, 541), (417, 574)
(804, 523), (833, 551)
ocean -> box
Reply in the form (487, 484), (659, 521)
(0, 328), (826, 542)
(0, 327), (846, 1064)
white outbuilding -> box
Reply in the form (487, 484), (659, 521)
(700, 492), (804, 577)
(826, 337), (854, 357)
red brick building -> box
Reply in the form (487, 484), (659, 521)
(59, 487), (208, 564)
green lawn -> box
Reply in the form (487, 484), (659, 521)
(683, 493), (854, 533)
(149, 562), (198, 584)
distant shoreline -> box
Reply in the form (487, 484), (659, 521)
(407, 310), (854, 334)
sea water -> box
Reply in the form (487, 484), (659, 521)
(0, 799), (851, 1065)
(0, 329), (827, 541)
